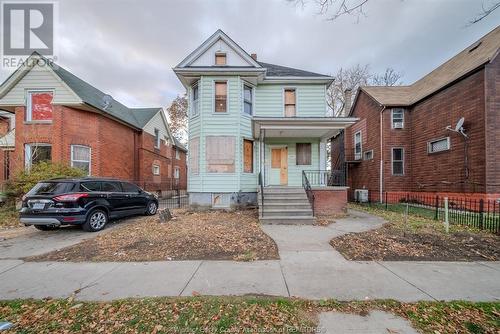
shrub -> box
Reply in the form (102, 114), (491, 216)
(6, 161), (86, 198)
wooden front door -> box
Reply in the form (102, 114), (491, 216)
(271, 147), (288, 185)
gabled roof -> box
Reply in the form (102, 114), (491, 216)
(358, 25), (500, 107)
(0, 53), (162, 130)
(257, 62), (330, 78)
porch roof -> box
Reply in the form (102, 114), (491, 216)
(252, 116), (358, 139)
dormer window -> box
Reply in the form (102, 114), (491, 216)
(215, 53), (226, 66)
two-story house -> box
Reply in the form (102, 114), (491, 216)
(174, 30), (356, 223)
(0, 53), (187, 194)
(334, 25), (500, 203)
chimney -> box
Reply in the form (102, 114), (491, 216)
(343, 88), (352, 117)
(251, 53), (257, 61)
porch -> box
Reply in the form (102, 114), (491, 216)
(252, 117), (356, 222)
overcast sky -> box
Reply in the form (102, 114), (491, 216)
(1, 0), (499, 108)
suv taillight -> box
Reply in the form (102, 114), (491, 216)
(53, 193), (89, 202)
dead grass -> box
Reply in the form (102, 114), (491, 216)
(314, 212), (348, 226)
(0, 204), (21, 229)
(331, 204), (500, 261)
(27, 209), (279, 262)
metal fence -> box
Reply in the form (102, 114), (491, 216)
(353, 192), (500, 234)
(158, 189), (189, 209)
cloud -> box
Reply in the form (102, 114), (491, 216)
(1, 0), (499, 108)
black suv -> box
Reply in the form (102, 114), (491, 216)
(20, 178), (159, 232)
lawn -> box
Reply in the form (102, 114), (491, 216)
(0, 297), (498, 333)
(330, 204), (499, 261)
(27, 209), (279, 262)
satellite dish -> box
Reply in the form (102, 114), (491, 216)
(101, 94), (113, 110)
(455, 117), (465, 132)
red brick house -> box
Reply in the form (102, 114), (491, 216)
(333, 26), (500, 202)
(0, 53), (187, 193)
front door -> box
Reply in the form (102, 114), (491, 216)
(270, 147), (288, 185)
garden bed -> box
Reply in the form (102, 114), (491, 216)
(331, 205), (500, 261)
(27, 209), (279, 262)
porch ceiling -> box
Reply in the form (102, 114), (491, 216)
(252, 117), (358, 139)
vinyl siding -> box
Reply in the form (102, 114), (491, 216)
(0, 65), (81, 106)
(142, 111), (171, 139)
(254, 83), (326, 117)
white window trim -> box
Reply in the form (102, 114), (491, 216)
(242, 83), (254, 116)
(152, 164), (160, 175)
(213, 80), (228, 114)
(354, 131), (362, 160)
(174, 166), (180, 179)
(175, 148), (180, 160)
(427, 137), (451, 154)
(70, 145), (91, 175)
(282, 87), (298, 117)
(391, 108), (404, 129)
(25, 143), (51, 170)
(363, 149), (374, 160)
(25, 89), (54, 122)
(191, 83), (200, 118)
(154, 128), (161, 149)
(391, 147), (404, 176)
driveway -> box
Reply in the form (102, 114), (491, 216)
(0, 209), (499, 301)
(0, 217), (138, 259)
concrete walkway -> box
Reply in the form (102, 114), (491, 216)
(0, 210), (499, 301)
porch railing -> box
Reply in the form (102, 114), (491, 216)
(258, 172), (264, 217)
(302, 170), (315, 217)
(303, 170), (346, 187)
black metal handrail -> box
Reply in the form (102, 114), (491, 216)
(302, 170), (315, 217)
(258, 172), (264, 217)
(303, 170), (346, 187)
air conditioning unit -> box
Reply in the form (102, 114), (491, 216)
(354, 189), (369, 203)
(393, 122), (404, 129)
(354, 153), (362, 160)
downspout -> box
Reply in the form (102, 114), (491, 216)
(379, 106), (386, 203)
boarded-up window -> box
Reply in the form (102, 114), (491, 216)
(189, 137), (199, 174)
(284, 89), (296, 117)
(271, 149), (281, 168)
(296, 143), (311, 165)
(243, 139), (253, 173)
(215, 53), (226, 65)
(206, 136), (235, 173)
(27, 91), (53, 121)
(215, 82), (227, 112)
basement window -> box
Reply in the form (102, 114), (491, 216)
(428, 137), (450, 154)
(363, 150), (373, 160)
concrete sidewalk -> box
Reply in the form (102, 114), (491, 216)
(0, 210), (499, 301)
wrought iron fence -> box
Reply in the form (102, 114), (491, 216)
(352, 191), (500, 234)
(158, 189), (189, 209)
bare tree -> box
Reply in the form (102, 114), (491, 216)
(469, 1), (500, 24)
(289, 0), (369, 21)
(372, 67), (403, 86)
(166, 95), (188, 143)
(327, 64), (403, 117)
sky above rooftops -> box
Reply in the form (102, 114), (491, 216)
(0, 0), (498, 109)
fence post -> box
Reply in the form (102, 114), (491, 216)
(176, 188), (180, 208)
(444, 197), (449, 234)
(479, 199), (484, 230)
(434, 195), (439, 220)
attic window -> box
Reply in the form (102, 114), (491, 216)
(215, 53), (226, 65)
(468, 41), (482, 53)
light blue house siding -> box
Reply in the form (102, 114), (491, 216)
(187, 76), (327, 207)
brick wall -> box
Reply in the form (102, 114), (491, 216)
(484, 55), (500, 193)
(312, 187), (348, 215)
(342, 68), (492, 199)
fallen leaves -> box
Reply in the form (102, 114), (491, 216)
(27, 209), (279, 262)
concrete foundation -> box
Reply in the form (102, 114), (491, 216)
(189, 192), (257, 210)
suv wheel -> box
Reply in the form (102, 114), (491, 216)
(34, 225), (59, 231)
(146, 201), (158, 216)
(83, 209), (108, 232)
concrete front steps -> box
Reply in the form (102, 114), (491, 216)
(258, 186), (315, 225)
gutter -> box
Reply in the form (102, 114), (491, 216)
(379, 106), (386, 203)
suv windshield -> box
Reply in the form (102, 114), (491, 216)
(27, 182), (76, 196)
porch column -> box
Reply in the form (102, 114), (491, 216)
(319, 138), (327, 171)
